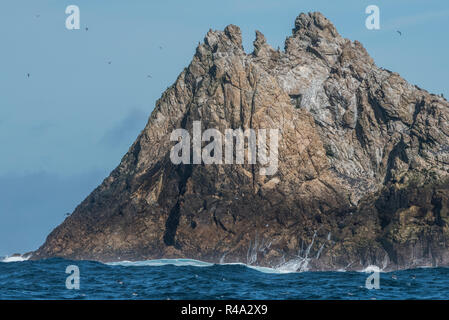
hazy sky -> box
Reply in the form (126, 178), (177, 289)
(1, 0), (448, 256)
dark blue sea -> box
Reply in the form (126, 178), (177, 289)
(0, 257), (448, 299)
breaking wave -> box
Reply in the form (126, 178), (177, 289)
(107, 258), (309, 274)
(0, 254), (31, 263)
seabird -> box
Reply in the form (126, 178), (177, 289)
(147, 74), (152, 78)
(85, 27), (89, 31)
(27, 73), (30, 78)
(396, 30), (402, 36)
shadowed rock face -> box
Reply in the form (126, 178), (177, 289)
(32, 12), (449, 271)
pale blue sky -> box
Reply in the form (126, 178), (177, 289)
(0, 0), (448, 256)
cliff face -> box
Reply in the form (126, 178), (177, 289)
(32, 12), (449, 271)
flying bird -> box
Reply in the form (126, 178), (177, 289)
(147, 74), (152, 78)
(396, 30), (402, 36)
(85, 27), (89, 31)
(26, 73), (30, 78)
(108, 61), (112, 65)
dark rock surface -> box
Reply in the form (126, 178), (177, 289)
(32, 12), (449, 271)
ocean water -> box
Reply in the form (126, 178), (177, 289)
(0, 257), (448, 300)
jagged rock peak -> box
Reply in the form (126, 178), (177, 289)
(293, 12), (340, 38)
(252, 30), (278, 59)
(224, 24), (243, 49)
(203, 24), (244, 54)
(253, 30), (266, 52)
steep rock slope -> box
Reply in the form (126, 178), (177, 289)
(32, 12), (449, 271)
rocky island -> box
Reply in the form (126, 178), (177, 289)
(32, 12), (449, 271)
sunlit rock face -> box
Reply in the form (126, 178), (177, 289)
(32, 12), (449, 271)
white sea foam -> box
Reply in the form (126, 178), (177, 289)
(275, 258), (309, 273)
(1, 254), (31, 263)
(360, 265), (383, 273)
(107, 258), (213, 267)
(106, 258), (304, 274)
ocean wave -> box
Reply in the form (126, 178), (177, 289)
(107, 259), (213, 268)
(1, 256), (448, 299)
(106, 258), (304, 274)
(1, 254), (31, 263)
(359, 265), (383, 273)
(1, 255), (438, 274)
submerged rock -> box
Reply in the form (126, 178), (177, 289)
(32, 12), (449, 271)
